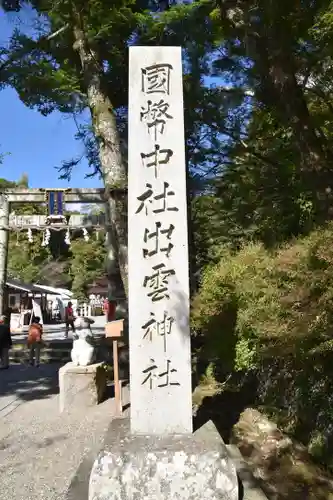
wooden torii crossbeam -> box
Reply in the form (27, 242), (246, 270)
(8, 213), (106, 230)
(4, 187), (106, 203)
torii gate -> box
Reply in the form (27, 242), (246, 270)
(0, 187), (117, 315)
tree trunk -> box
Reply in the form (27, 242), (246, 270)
(72, 18), (128, 300)
(253, 40), (333, 216)
(256, 44), (326, 169)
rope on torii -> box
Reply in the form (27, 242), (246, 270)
(5, 189), (105, 247)
(64, 228), (71, 246)
(41, 228), (51, 247)
(27, 228), (33, 243)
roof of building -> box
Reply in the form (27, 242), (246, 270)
(6, 279), (59, 295)
(86, 277), (108, 295)
(33, 284), (72, 297)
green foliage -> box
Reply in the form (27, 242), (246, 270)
(69, 235), (106, 301)
(8, 226), (106, 294)
(4, 176), (50, 282)
(192, 224), (333, 465)
(8, 230), (50, 282)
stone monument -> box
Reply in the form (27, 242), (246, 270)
(128, 46), (192, 436)
(89, 46), (239, 500)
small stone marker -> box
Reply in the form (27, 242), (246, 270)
(128, 45), (192, 435)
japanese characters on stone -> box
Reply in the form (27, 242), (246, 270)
(140, 63), (174, 177)
(137, 61), (181, 389)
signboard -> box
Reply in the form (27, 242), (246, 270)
(10, 313), (23, 333)
(105, 319), (124, 338)
(32, 298), (43, 325)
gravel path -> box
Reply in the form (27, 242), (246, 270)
(0, 364), (123, 500)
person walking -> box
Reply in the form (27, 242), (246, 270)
(27, 316), (43, 367)
(0, 315), (12, 369)
(64, 301), (75, 339)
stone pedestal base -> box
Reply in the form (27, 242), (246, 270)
(89, 419), (238, 500)
(59, 362), (106, 413)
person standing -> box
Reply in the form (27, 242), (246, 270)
(64, 301), (75, 339)
(0, 315), (12, 369)
(27, 316), (43, 367)
(103, 298), (109, 323)
(108, 299), (117, 322)
(104, 298), (117, 322)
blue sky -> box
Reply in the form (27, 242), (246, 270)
(0, 10), (102, 190)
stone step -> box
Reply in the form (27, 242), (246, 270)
(11, 340), (73, 349)
(10, 342), (72, 363)
(10, 352), (71, 363)
(9, 342), (129, 375)
(226, 444), (268, 500)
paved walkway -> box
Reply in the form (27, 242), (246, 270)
(0, 363), (126, 500)
(12, 316), (106, 342)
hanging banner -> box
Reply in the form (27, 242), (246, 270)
(45, 189), (66, 216)
(32, 298), (43, 325)
(10, 313), (24, 333)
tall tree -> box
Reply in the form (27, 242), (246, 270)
(1, 0), (242, 282)
(0, 0), (144, 298)
(212, 0), (333, 217)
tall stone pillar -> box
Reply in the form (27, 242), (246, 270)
(89, 46), (239, 500)
(0, 195), (9, 316)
